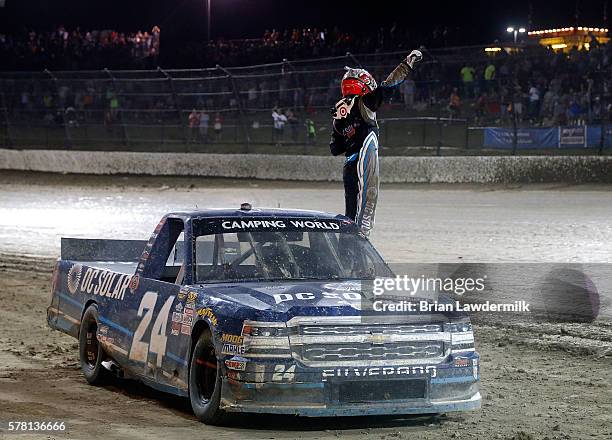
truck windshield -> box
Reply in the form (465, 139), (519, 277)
(194, 230), (392, 283)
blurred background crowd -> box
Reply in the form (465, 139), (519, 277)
(0, 25), (161, 70)
(1, 22), (611, 151)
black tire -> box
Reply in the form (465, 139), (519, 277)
(78, 304), (109, 385)
(189, 329), (226, 425)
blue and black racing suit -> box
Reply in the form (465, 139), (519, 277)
(330, 62), (414, 236)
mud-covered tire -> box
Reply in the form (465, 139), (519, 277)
(78, 304), (109, 385)
(189, 329), (226, 425)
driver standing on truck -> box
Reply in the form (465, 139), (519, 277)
(329, 50), (423, 237)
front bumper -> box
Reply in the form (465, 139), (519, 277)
(220, 355), (481, 417)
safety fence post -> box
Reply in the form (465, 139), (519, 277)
(283, 59), (308, 150)
(104, 68), (130, 146)
(509, 80), (518, 156)
(422, 119), (427, 147)
(158, 67), (187, 144)
(511, 110), (518, 156)
(598, 69), (609, 155)
(436, 110), (442, 157)
(45, 69), (72, 149)
(0, 79), (13, 148)
(217, 64), (250, 153)
(384, 120), (389, 150)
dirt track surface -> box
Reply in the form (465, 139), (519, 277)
(1, 258), (611, 440)
(3, 172), (612, 262)
(1, 173), (612, 439)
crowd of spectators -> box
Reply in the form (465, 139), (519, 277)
(1, 26), (612, 145)
(173, 25), (420, 68)
(426, 39), (612, 127)
(0, 23), (457, 71)
(165, 24), (474, 68)
(0, 26), (161, 70)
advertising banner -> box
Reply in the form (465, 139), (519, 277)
(483, 127), (558, 149)
(559, 126), (586, 148)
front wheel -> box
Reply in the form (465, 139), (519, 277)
(78, 304), (109, 385)
(189, 329), (226, 424)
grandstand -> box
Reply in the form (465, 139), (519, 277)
(0, 26), (610, 155)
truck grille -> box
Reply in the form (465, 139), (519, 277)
(299, 324), (443, 336)
(289, 321), (449, 367)
(302, 341), (444, 363)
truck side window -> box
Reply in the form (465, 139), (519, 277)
(166, 232), (185, 284)
(141, 217), (185, 283)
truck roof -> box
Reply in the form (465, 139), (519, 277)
(167, 207), (350, 222)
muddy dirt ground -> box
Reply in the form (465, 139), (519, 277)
(1, 259), (611, 440)
(0, 174), (611, 439)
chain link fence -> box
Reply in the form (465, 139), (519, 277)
(1, 47), (610, 156)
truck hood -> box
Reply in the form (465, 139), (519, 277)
(192, 280), (463, 320)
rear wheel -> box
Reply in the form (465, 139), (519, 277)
(78, 304), (109, 385)
(189, 329), (225, 424)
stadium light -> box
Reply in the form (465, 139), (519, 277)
(507, 26), (525, 43)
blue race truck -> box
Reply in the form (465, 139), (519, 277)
(48, 205), (480, 424)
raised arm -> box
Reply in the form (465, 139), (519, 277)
(362, 49), (423, 111)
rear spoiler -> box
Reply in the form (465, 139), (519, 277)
(61, 238), (147, 262)
(60, 238), (234, 264)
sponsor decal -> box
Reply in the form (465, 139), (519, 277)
(182, 314), (193, 325)
(171, 321), (181, 336)
(175, 302), (183, 312)
(183, 308), (194, 317)
(322, 281), (361, 291)
(222, 343), (245, 355)
(187, 291), (199, 302)
(181, 324), (191, 335)
(224, 359), (247, 371)
(227, 370), (241, 380)
(197, 308), (218, 326)
(66, 264), (83, 295)
(79, 268), (131, 301)
(473, 358), (478, 379)
(322, 365), (438, 381)
(454, 357), (470, 367)
(333, 96), (356, 120)
(272, 364), (296, 382)
(98, 334), (114, 344)
(221, 333), (244, 345)
(178, 290), (187, 301)
(129, 274), (140, 293)
(273, 290), (362, 305)
(172, 312), (182, 323)
(220, 219), (340, 231)
(359, 72), (372, 84)
(342, 124), (356, 138)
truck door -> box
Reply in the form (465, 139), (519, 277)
(119, 217), (186, 390)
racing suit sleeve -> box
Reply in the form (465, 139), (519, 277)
(329, 129), (347, 156)
(362, 61), (412, 112)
